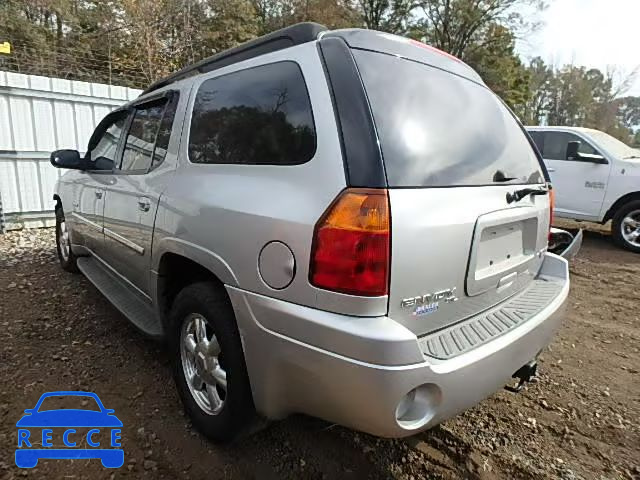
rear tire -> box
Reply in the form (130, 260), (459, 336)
(612, 200), (640, 253)
(55, 207), (79, 272)
(170, 281), (255, 443)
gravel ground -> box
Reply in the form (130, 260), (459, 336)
(0, 224), (638, 480)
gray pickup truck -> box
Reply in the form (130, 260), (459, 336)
(51, 23), (571, 442)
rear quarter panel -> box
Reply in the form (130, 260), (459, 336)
(152, 42), (365, 312)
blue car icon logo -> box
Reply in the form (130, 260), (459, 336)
(16, 391), (123, 468)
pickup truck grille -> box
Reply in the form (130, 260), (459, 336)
(418, 278), (563, 360)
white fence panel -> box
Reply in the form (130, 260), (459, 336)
(0, 70), (141, 230)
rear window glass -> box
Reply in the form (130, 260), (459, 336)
(353, 50), (543, 187)
(188, 61), (316, 166)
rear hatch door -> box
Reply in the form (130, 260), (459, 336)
(353, 48), (550, 336)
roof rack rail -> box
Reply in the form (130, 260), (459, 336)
(142, 22), (328, 95)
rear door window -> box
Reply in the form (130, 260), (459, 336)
(529, 131), (545, 154)
(353, 50), (544, 187)
(152, 93), (180, 168)
(188, 61), (316, 166)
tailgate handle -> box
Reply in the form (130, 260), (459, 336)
(497, 272), (518, 291)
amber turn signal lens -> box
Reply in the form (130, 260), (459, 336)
(310, 189), (390, 297)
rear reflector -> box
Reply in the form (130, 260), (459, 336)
(548, 187), (555, 241)
(310, 188), (390, 296)
(549, 187), (555, 226)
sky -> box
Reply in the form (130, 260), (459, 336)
(515, 0), (640, 96)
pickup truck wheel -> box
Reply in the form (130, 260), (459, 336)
(55, 208), (79, 272)
(612, 200), (640, 253)
(170, 282), (255, 443)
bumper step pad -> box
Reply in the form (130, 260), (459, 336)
(418, 279), (562, 360)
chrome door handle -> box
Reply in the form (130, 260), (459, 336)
(95, 190), (103, 199)
(547, 167), (555, 172)
(138, 198), (151, 212)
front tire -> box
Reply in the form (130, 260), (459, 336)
(55, 207), (79, 272)
(170, 282), (255, 443)
(612, 200), (640, 253)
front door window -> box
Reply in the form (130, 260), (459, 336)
(86, 113), (128, 170)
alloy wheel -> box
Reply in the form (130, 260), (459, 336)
(180, 313), (227, 415)
(621, 209), (640, 248)
(58, 219), (70, 262)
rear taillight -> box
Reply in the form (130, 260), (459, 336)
(310, 188), (390, 297)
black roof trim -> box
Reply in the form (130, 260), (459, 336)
(142, 22), (328, 95)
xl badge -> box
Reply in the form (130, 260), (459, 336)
(401, 288), (458, 316)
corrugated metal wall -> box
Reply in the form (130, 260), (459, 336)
(0, 70), (141, 230)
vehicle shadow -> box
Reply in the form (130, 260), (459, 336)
(61, 266), (526, 479)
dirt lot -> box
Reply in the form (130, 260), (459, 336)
(0, 223), (638, 480)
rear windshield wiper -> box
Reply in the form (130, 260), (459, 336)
(493, 170), (519, 182)
(506, 187), (548, 204)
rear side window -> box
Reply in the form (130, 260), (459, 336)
(189, 61), (316, 165)
(353, 50), (544, 187)
(152, 93), (180, 168)
(529, 131), (544, 154)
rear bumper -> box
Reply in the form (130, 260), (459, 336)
(549, 227), (583, 260)
(228, 253), (569, 438)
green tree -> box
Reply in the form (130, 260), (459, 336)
(616, 96), (640, 131)
(523, 58), (639, 141)
(359, 0), (416, 32)
(521, 56), (554, 125)
(407, 0), (544, 116)
(463, 24), (529, 113)
(415, 0), (544, 59)
(252, 0), (358, 34)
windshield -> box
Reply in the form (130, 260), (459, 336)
(352, 49), (544, 187)
(38, 395), (101, 412)
(585, 130), (640, 158)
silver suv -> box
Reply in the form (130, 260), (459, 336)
(50, 23), (570, 442)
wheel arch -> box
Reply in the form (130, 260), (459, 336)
(153, 242), (238, 334)
(603, 191), (640, 223)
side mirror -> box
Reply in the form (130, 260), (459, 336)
(50, 149), (84, 170)
(93, 156), (115, 171)
(566, 141), (580, 160)
(581, 154), (608, 164)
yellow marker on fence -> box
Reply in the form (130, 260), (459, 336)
(0, 42), (11, 54)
